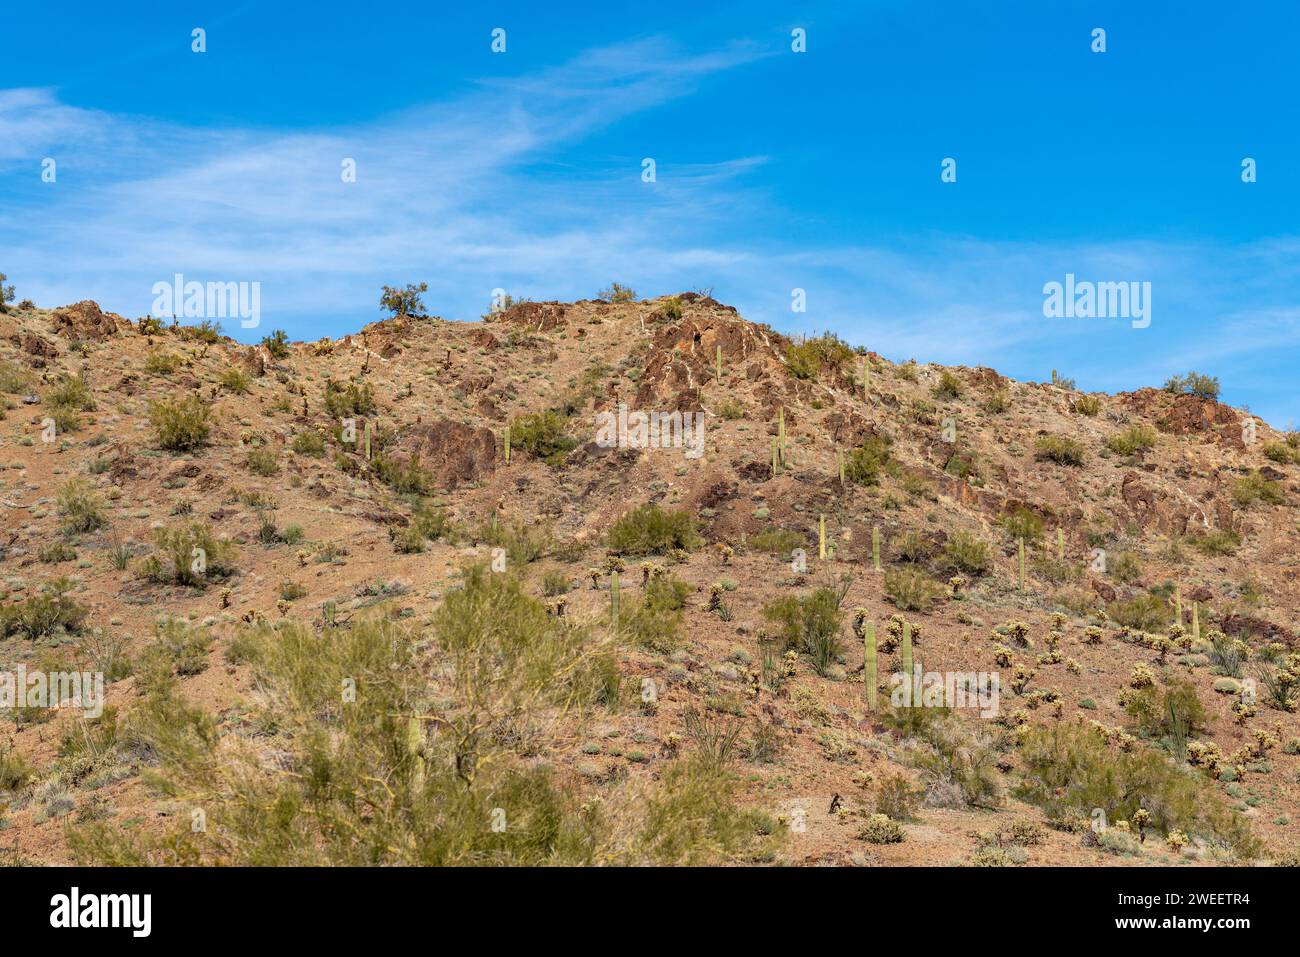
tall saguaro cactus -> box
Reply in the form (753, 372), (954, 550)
(819, 514), (827, 560)
(364, 420), (372, 460)
(865, 619), (877, 711)
(715, 344), (723, 385)
(504, 425), (511, 465)
(901, 622), (914, 704)
(610, 573), (621, 626)
(872, 526), (882, 571)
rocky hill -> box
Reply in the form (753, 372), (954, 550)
(0, 292), (1297, 866)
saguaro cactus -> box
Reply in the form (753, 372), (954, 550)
(407, 716), (425, 795)
(610, 573), (621, 626)
(1056, 527), (1064, 561)
(1174, 585), (1183, 625)
(819, 514), (827, 561)
(1018, 537), (1026, 590)
(901, 622), (913, 703)
(872, 526), (882, 571)
(715, 344), (722, 385)
(770, 437), (779, 476)
(364, 420), (372, 460)
(865, 619), (877, 711)
(777, 408), (786, 466)
(504, 425), (511, 465)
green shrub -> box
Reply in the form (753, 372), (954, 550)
(762, 581), (849, 676)
(245, 447), (279, 476)
(1164, 371), (1220, 401)
(1073, 395), (1102, 416)
(785, 333), (855, 380)
(1017, 722), (1259, 859)
(0, 579), (88, 639)
(1232, 471), (1285, 508)
(998, 507), (1044, 543)
(140, 522), (236, 587)
(0, 746), (34, 791)
(1106, 425), (1157, 456)
(624, 575), (691, 653)
(143, 351), (183, 375)
(0, 359), (33, 394)
(942, 531), (991, 576)
(1034, 435), (1085, 466)
(149, 396), (211, 450)
(177, 319), (222, 344)
(477, 518), (551, 565)
(597, 282), (636, 303)
(220, 366), (251, 394)
(885, 568), (945, 612)
(48, 373), (96, 411)
(1192, 529), (1240, 556)
(933, 370), (963, 399)
(1107, 593), (1171, 632)
(509, 411), (577, 467)
(843, 435), (892, 486)
(291, 430), (326, 457)
(607, 504), (701, 555)
(56, 477), (107, 533)
(859, 814), (905, 844)
(372, 454), (435, 495)
(261, 330), (291, 359)
(749, 527), (804, 555)
(323, 378), (375, 417)
(1110, 551), (1143, 584)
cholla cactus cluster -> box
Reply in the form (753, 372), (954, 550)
(1009, 664), (1035, 695)
(948, 575), (965, 596)
(602, 554), (626, 576)
(1002, 620), (1032, 649)
(858, 813), (905, 844)
(587, 567), (602, 589)
(1187, 740), (1225, 777)
(1165, 829), (1189, 851)
(1129, 664), (1156, 689)
(708, 582), (724, 611)
(993, 646), (1014, 668)
(715, 542), (733, 565)
(1082, 625), (1103, 645)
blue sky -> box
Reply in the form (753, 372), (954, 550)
(3, 1), (1300, 424)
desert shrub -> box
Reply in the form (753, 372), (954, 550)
(0, 746), (34, 792)
(843, 435), (892, 486)
(904, 715), (1004, 809)
(874, 774), (922, 820)
(147, 618), (215, 677)
(762, 581), (849, 676)
(885, 568), (945, 612)
(1232, 471), (1285, 508)
(1107, 593), (1171, 632)
(177, 319), (222, 343)
(607, 503), (701, 555)
(681, 707), (744, 768)
(1034, 435), (1085, 466)
(624, 575), (691, 653)
(412, 507), (459, 543)
(261, 330), (291, 358)
(1191, 529), (1240, 556)
(245, 447), (279, 476)
(140, 522), (236, 587)
(510, 410), (577, 467)
(477, 518), (551, 565)
(74, 566), (743, 866)
(718, 398), (744, 419)
(372, 454), (435, 495)
(893, 531), (934, 564)
(220, 366), (251, 394)
(1164, 371), (1220, 401)
(1072, 395), (1102, 416)
(942, 531), (991, 576)
(933, 370), (963, 399)
(56, 477), (107, 533)
(1122, 676), (1210, 759)
(47, 373), (96, 411)
(380, 282), (429, 317)
(0, 359), (33, 394)
(749, 527), (804, 556)
(1109, 550), (1142, 584)
(982, 390), (1009, 414)
(785, 333), (855, 380)
(323, 379), (375, 417)
(143, 351), (183, 375)
(998, 507), (1043, 543)
(1106, 425), (1157, 456)
(1017, 722), (1259, 859)
(291, 430), (326, 456)
(597, 282), (636, 303)
(149, 396), (211, 450)
(1262, 441), (1299, 465)
(0, 579), (87, 639)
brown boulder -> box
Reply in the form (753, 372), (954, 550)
(50, 301), (124, 341)
(391, 420), (496, 488)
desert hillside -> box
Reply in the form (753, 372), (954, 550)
(1, 292), (1297, 866)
